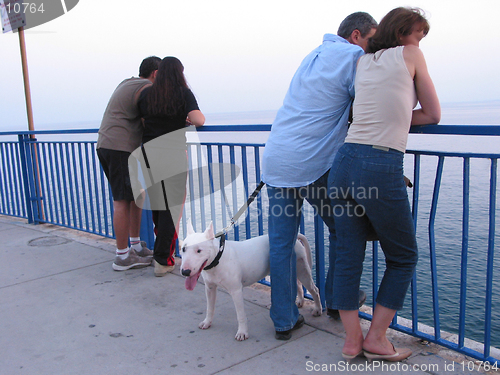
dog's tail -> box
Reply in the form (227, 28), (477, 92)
(297, 233), (313, 269)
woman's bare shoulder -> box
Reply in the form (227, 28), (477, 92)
(403, 44), (424, 60)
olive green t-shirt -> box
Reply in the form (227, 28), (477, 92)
(97, 77), (152, 153)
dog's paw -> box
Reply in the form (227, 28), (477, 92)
(312, 307), (322, 317)
(296, 298), (304, 308)
(199, 320), (212, 330)
(235, 331), (249, 341)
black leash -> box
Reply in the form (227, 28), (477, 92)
(204, 181), (266, 270)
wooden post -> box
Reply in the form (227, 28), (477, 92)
(18, 27), (35, 133)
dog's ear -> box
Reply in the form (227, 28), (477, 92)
(204, 221), (215, 240)
(187, 221), (195, 235)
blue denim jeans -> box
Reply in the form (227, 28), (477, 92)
(267, 172), (337, 331)
(328, 143), (418, 311)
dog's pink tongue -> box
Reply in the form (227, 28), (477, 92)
(185, 275), (198, 291)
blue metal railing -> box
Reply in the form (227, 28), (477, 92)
(0, 124), (498, 364)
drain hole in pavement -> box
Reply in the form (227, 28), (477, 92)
(28, 236), (72, 247)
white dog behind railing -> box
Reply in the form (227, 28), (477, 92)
(179, 221), (322, 340)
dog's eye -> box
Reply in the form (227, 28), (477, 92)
(181, 247), (186, 253)
(197, 249), (201, 253)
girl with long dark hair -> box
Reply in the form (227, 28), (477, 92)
(139, 56), (205, 277)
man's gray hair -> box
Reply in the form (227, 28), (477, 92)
(337, 12), (377, 39)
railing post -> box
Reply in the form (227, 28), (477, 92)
(314, 214), (326, 307)
(17, 134), (43, 223)
(429, 156), (445, 340)
(411, 153), (421, 333)
(484, 158), (497, 358)
(18, 135), (33, 223)
(458, 157), (470, 348)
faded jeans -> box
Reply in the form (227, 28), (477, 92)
(267, 171), (337, 331)
(328, 143), (418, 311)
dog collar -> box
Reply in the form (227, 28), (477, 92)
(203, 233), (225, 270)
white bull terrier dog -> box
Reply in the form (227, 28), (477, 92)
(180, 221), (322, 341)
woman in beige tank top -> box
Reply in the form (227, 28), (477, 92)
(328, 7), (440, 362)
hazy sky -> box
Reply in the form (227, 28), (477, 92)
(1, 0), (499, 130)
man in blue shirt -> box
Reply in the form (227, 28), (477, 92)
(262, 12), (377, 340)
